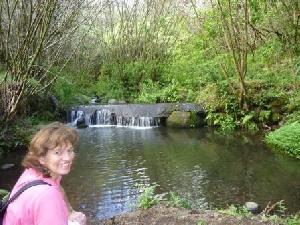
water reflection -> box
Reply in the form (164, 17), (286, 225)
(1, 127), (299, 221)
(61, 127), (300, 220)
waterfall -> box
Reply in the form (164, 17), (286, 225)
(116, 116), (159, 127)
(71, 110), (84, 126)
(70, 109), (160, 128)
(68, 103), (205, 129)
(96, 109), (113, 125)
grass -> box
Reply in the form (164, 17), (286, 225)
(219, 202), (300, 225)
(219, 205), (252, 219)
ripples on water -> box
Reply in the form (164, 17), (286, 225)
(61, 127), (300, 220)
(1, 126), (300, 220)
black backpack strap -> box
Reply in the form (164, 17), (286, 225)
(0, 180), (51, 211)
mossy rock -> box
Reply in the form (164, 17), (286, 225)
(166, 111), (203, 128)
(76, 117), (88, 129)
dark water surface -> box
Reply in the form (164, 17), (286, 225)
(1, 127), (300, 220)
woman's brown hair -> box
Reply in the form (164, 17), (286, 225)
(22, 122), (79, 176)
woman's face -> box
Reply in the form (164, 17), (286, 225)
(39, 142), (75, 180)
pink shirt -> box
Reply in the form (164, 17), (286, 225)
(3, 168), (68, 225)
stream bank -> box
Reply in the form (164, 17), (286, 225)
(95, 205), (296, 225)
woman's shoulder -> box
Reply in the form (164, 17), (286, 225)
(15, 168), (60, 187)
(10, 168), (62, 201)
(14, 179), (61, 203)
(7, 177), (65, 217)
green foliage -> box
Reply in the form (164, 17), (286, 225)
(285, 215), (300, 225)
(287, 98), (300, 115)
(219, 205), (251, 218)
(206, 112), (236, 132)
(158, 79), (182, 103)
(136, 185), (192, 210)
(53, 75), (77, 104)
(0, 69), (5, 82)
(265, 122), (300, 159)
(196, 83), (240, 132)
(167, 192), (191, 209)
(52, 67), (94, 106)
(136, 79), (182, 103)
(25, 113), (55, 125)
(260, 200), (300, 225)
(91, 60), (166, 102)
(219, 202), (300, 224)
(0, 129), (25, 156)
(241, 112), (259, 132)
(92, 75), (126, 102)
(0, 189), (9, 201)
(197, 219), (207, 225)
(48, 0), (300, 144)
(136, 184), (163, 209)
(135, 79), (161, 103)
(0, 118), (42, 156)
(259, 110), (272, 122)
(276, 200), (288, 215)
(165, 36), (223, 85)
(285, 111), (300, 125)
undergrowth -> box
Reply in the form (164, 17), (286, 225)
(137, 185), (300, 225)
(265, 121), (300, 159)
(219, 201), (300, 225)
(136, 184), (191, 210)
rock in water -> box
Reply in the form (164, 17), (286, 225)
(77, 117), (88, 129)
(1, 163), (15, 170)
(245, 202), (259, 213)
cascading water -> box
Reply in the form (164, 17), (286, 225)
(96, 109), (113, 125)
(116, 116), (159, 127)
(67, 103), (205, 129)
(69, 109), (160, 128)
(71, 110), (84, 126)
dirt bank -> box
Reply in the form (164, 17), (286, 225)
(93, 205), (277, 225)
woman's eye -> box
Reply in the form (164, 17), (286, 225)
(68, 149), (74, 153)
(55, 151), (60, 155)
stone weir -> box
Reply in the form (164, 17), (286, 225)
(68, 103), (205, 128)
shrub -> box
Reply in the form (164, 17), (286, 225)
(136, 184), (163, 209)
(136, 185), (192, 210)
(265, 122), (300, 159)
(167, 192), (191, 209)
(136, 79), (162, 103)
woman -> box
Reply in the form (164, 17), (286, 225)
(3, 122), (86, 225)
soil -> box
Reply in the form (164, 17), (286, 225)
(92, 205), (277, 225)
